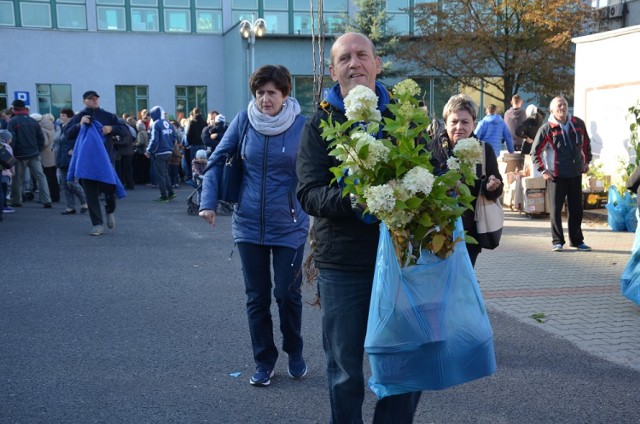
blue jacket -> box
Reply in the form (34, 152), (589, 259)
(475, 114), (514, 157)
(200, 111), (309, 250)
(147, 106), (176, 156)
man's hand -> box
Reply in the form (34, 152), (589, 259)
(199, 209), (217, 227)
(542, 170), (554, 181)
(80, 116), (91, 126)
(102, 125), (112, 135)
(486, 175), (501, 192)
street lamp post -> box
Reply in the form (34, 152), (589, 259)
(239, 15), (266, 75)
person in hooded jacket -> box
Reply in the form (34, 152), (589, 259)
(475, 104), (514, 158)
(201, 114), (228, 152)
(199, 64), (309, 388)
(145, 106), (176, 202)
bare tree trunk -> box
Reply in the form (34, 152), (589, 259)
(311, 0), (326, 109)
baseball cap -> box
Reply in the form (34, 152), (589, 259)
(83, 90), (100, 100)
(215, 114), (225, 123)
(11, 99), (25, 109)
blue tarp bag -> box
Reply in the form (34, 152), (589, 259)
(606, 186), (628, 232)
(365, 219), (497, 398)
(621, 210), (640, 305)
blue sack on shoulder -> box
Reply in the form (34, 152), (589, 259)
(365, 219), (496, 398)
(621, 211), (640, 305)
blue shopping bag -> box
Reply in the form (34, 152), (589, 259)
(621, 210), (640, 305)
(606, 186), (629, 232)
(365, 219), (497, 398)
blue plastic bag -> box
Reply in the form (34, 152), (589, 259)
(621, 210), (640, 305)
(365, 219), (497, 398)
(606, 186), (629, 231)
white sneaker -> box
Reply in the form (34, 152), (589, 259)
(107, 213), (116, 229)
(90, 225), (104, 236)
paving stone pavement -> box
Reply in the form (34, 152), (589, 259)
(476, 208), (640, 371)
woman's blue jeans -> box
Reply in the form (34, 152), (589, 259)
(318, 268), (422, 424)
(237, 242), (305, 369)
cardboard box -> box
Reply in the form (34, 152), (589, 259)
(523, 176), (546, 190)
(524, 189), (546, 213)
(588, 176), (611, 192)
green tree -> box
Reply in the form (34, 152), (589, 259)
(335, 0), (401, 77)
(395, 0), (597, 110)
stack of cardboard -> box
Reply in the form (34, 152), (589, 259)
(522, 177), (548, 214)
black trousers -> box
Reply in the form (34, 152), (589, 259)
(547, 175), (584, 246)
(80, 178), (116, 226)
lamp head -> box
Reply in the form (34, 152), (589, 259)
(254, 18), (266, 37)
(240, 20), (252, 39)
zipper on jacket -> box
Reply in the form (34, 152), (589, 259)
(260, 136), (270, 244)
(288, 192), (297, 223)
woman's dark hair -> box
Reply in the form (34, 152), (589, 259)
(249, 65), (292, 97)
(60, 108), (74, 118)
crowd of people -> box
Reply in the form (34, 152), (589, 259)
(0, 96), (228, 230)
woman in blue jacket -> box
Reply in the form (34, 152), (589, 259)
(199, 65), (309, 387)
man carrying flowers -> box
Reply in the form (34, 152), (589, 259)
(296, 32), (422, 424)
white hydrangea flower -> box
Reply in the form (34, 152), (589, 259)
(446, 157), (461, 170)
(401, 166), (435, 196)
(392, 79), (421, 98)
(344, 85), (381, 122)
(364, 184), (396, 215)
(350, 132), (390, 170)
(453, 137), (484, 165)
(385, 209), (414, 229)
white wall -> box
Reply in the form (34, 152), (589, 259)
(573, 25), (640, 179)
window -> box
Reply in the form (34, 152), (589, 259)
(116, 85), (149, 118)
(97, 6), (126, 30)
(196, 10), (222, 33)
(175, 86), (207, 122)
(57, 4), (87, 29)
(0, 1), (15, 26)
(36, 84), (72, 117)
(165, 9), (190, 31)
(132, 8), (159, 31)
(0, 83), (7, 110)
(21, 2), (52, 27)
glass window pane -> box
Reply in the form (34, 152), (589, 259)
(164, 0), (189, 7)
(294, 0), (316, 10)
(232, 10), (257, 23)
(196, 10), (221, 33)
(387, 13), (408, 34)
(37, 85), (51, 95)
(324, 13), (344, 34)
(131, 0), (157, 5)
(196, 0), (220, 7)
(386, 0), (407, 11)
(97, 0), (124, 4)
(131, 8), (158, 31)
(57, 4), (87, 29)
(263, 11), (287, 34)
(293, 13), (311, 34)
(21, 3), (52, 27)
(97, 6), (125, 30)
(323, 0), (347, 11)
(59, 0), (85, 4)
(232, 0), (257, 9)
(164, 9), (190, 32)
(0, 2), (15, 26)
(264, 0), (286, 10)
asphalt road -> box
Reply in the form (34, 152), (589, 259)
(2, 186), (639, 423)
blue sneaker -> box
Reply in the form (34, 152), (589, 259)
(250, 366), (274, 386)
(288, 356), (307, 379)
(574, 243), (592, 251)
(552, 244), (563, 252)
